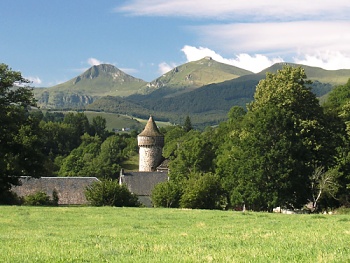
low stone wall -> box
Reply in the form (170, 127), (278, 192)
(12, 177), (100, 205)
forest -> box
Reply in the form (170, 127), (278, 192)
(1, 63), (350, 212)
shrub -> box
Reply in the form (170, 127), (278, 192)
(0, 190), (23, 205)
(151, 181), (182, 208)
(85, 179), (140, 207)
(335, 206), (350, 214)
(180, 173), (225, 210)
(23, 191), (58, 206)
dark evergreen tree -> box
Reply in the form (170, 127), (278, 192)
(183, 115), (193, 132)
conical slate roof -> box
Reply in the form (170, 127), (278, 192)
(138, 116), (163, 137)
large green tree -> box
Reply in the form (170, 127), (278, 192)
(219, 66), (342, 211)
(169, 130), (216, 181)
(0, 64), (48, 202)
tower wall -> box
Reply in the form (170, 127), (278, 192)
(137, 116), (164, 172)
(139, 145), (163, 172)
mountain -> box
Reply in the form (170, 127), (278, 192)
(88, 62), (350, 128)
(34, 64), (146, 108)
(33, 58), (350, 128)
(135, 57), (253, 99)
(260, 62), (350, 85)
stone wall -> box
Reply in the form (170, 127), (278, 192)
(139, 146), (163, 171)
(137, 136), (164, 147)
(11, 177), (99, 205)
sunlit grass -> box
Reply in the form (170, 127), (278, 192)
(0, 206), (349, 262)
(121, 154), (139, 171)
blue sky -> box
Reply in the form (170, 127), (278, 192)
(1, 0), (350, 87)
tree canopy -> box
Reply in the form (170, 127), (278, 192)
(0, 64), (49, 203)
(216, 66), (345, 210)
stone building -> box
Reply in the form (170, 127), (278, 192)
(11, 176), (99, 205)
(138, 116), (164, 171)
(120, 116), (168, 206)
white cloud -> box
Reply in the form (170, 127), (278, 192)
(158, 62), (177, 74)
(294, 51), (350, 70)
(182, 45), (350, 72)
(87, 57), (102, 66)
(116, 0), (350, 21)
(231, 54), (284, 73)
(27, 76), (42, 85)
(86, 58), (138, 74)
(181, 45), (283, 73)
(116, 2), (350, 71)
(192, 21), (350, 54)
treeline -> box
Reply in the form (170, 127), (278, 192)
(152, 67), (350, 212)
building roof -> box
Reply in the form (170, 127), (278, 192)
(11, 177), (99, 205)
(120, 171), (168, 196)
(138, 116), (163, 137)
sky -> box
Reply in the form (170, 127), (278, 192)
(1, 0), (350, 87)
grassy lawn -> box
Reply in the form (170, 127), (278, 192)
(0, 206), (349, 262)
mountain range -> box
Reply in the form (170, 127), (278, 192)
(34, 58), (350, 128)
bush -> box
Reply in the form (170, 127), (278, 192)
(85, 179), (140, 207)
(23, 191), (58, 206)
(151, 181), (182, 208)
(0, 190), (23, 205)
(180, 173), (225, 210)
(335, 207), (350, 214)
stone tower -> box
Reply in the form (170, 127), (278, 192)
(138, 116), (164, 171)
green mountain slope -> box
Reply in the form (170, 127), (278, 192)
(260, 63), (350, 85)
(136, 57), (253, 98)
(34, 64), (146, 108)
(89, 63), (350, 128)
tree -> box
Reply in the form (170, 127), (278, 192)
(151, 180), (182, 208)
(93, 135), (126, 179)
(0, 64), (48, 203)
(220, 66), (341, 211)
(162, 125), (186, 159)
(85, 179), (140, 207)
(58, 134), (102, 177)
(180, 173), (225, 209)
(91, 115), (108, 140)
(324, 78), (350, 112)
(63, 112), (91, 148)
(310, 166), (340, 211)
(183, 115), (193, 132)
(40, 121), (77, 158)
(169, 131), (216, 180)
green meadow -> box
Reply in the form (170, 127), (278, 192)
(0, 207), (349, 262)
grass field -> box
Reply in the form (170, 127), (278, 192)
(1, 207), (349, 262)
